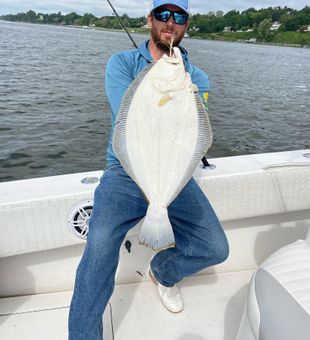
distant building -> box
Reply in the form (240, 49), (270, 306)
(141, 24), (150, 29)
(223, 26), (232, 32)
(191, 26), (200, 32)
(270, 22), (281, 31)
(246, 28), (254, 32)
(307, 25), (310, 32)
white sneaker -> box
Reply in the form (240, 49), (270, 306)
(149, 269), (184, 313)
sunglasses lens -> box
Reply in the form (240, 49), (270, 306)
(154, 10), (170, 22)
(153, 10), (188, 25)
(174, 13), (188, 25)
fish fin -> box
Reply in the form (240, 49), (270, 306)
(158, 94), (172, 106)
(139, 205), (175, 251)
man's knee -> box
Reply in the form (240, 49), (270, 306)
(213, 236), (229, 264)
(76, 229), (121, 282)
(199, 232), (229, 266)
(207, 218), (229, 264)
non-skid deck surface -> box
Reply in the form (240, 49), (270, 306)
(0, 291), (113, 340)
(0, 270), (254, 340)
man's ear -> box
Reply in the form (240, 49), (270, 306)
(147, 14), (153, 28)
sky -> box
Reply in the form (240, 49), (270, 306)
(0, 0), (308, 17)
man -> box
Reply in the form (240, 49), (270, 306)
(68, 1), (229, 339)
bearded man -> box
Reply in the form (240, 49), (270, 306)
(68, 1), (229, 339)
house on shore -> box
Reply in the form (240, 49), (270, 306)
(270, 21), (281, 31)
(223, 26), (232, 32)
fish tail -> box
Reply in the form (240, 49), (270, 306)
(139, 205), (175, 252)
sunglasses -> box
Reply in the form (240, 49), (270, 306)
(152, 9), (189, 25)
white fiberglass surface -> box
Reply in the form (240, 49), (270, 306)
(0, 270), (253, 340)
(0, 291), (113, 340)
(110, 270), (254, 340)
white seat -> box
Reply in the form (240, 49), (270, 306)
(236, 239), (310, 340)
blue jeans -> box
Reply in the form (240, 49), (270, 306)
(68, 164), (229, 339)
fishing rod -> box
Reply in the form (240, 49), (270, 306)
(106, 0), (138, 48)
(105, 0), (211, 168)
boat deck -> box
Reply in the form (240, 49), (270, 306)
(2, 150), (309, 339)
(0, 269), (254, 340)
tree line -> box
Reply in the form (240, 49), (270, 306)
(189, 6), (309, 33)
(0, 10), (146, 29)
(1, 6), (309, 33)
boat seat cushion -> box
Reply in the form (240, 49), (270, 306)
(237, 239), (310, 340)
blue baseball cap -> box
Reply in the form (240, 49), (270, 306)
(151, 0), (190, 14)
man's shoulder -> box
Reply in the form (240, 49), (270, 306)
(107, 41), (151, 79)
(107, 48), (138, 67)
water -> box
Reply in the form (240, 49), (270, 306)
(0, 21), (309, 182)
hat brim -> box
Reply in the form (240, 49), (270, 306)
(151, 2), (189, 14)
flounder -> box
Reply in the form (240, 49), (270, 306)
(112, 47), (212, 251)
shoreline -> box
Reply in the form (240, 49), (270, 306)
(1, 20), (309, 48)
(189, 35), (308, 49)
(91, 26), (310, 49)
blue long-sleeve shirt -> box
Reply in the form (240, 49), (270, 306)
(105, 39), (210, 165)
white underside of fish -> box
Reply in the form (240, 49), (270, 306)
(113, 47), (212, 251)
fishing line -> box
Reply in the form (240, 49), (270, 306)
(169, 36), (174, 58)
(154, 40), (173, 59)
(106, 0), (138, 48)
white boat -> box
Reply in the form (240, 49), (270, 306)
(0, 149), (310, 339)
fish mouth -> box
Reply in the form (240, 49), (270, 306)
(162, 54), (180, 63)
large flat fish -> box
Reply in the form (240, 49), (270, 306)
(112, 47), (212, 251)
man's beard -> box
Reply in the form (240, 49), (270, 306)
(151, 28), (183, 52)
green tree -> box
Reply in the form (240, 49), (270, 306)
(223, 10), (241, 30)
(80, 13), (96, 26)
(258, 19), (272, 40)
(26, 10), (37, 22)
(64, 12), (80, 25)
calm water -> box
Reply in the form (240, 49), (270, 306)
(0, 21), (309, 182)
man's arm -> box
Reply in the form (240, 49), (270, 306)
(188, 64), (210, 111)
(105, 53), (134, 127)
